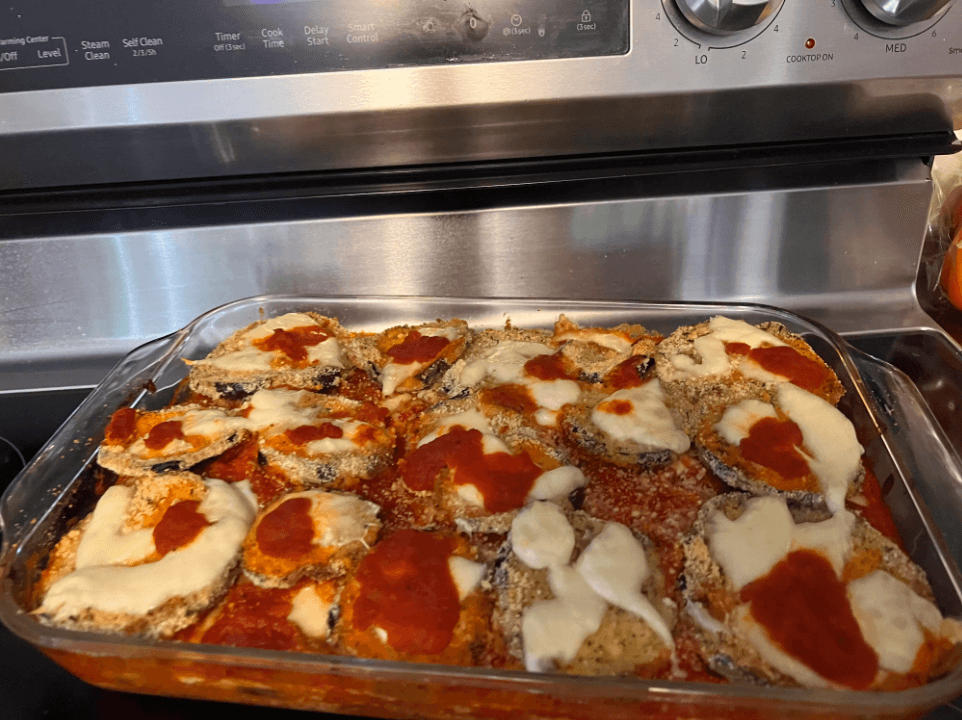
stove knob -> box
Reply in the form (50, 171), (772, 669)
(675, 0), (782, 34)
(858, 0), (951, 25)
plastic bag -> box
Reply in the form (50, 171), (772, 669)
(928, 131), (962, 313)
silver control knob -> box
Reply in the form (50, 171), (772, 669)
(675, 0), (782, 35)
(858, 0), (951, 26)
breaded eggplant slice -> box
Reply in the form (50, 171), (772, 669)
(187, 312), (349, 401)
(560, 379), (690, 471)
(397, 396), (587, 529)
(183, 576), (344, 650)
(336, 529), (500, 667)
(242, 489), (380, 588)
(438, 325), (556, 399)
(243, 389), (394, 488)
(693, 382), (864, 514)
(98, 404), (251, 477)
(367, 319), (471, 396)
(34, 477), (258, 639)
(437, 324), (589, 435)
(655, 317), (844, 432)
(493, 501), (675, 675)
(681, 493), (962, 690)
(550, 314), (659, 384)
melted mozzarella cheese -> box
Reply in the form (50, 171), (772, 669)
(381, 326), (462, 396)
(714, 399), (778, 445)
(708, 496), (796, 591)
(527, 379), (581, 412)
(205, 314), (345, 372)
(302, 420), (375, 456)
(126, 407), (248, 458)
(554, 329), (632, 354)
(417, 410), (494, 447)
(520, 564), (608, 672)
(287, 583), (335, 639)
(670, 317), (786, 379)
(527, 466), (588, 503)
(511, 501), (575, 569)
(575, 522), (673, 648)
(521, 596), (602, 672)
(302, 491), (379, 550)
(848, 570), (943, 674)
(41, 480), (257, 619)
(591, 381), (690, 454)
(74, 485), (156, 568)
(776, 384), (862, 514)
(244, 389), (317, 432)
(708, 496), (858, 591)
(448, 556), (486, 601)
(460, 341), (554, 387)
(732, 605), (840, 689)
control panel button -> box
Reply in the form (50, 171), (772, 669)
(0, 36), (68, 71)
(675, 0), (783, 35)
(858, 0), (951, 26)
(459, 9), (490, 41)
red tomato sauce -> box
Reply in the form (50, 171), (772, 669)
(201, 582), (304, 651)
(600, 399), (634, 416)
(285, 423), (344, 445)
(254, 325), (333, 365)
(523, 352), (572, 381)
(851, 467), (905, 550)
(256, 497), (315, 559)
(739, 417), (810, 479)
(197, 438), (293, 506)
(352, 530), (460, 655)
(104, 407), (137, 445)
(481, 384), (537, 415)
(144, 420), (186, 450)
(400, 426), (542, 512)
(153, 500), (210, 556)
(607, 355), (652, 389)
(386, 330), (451, 364)
(740, 549), (878, 689)
(725, 342), (831, 393)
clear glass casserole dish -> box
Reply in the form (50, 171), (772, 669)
(2, 294), (962, 720)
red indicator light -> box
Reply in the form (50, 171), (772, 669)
(805, 38), (816, 49)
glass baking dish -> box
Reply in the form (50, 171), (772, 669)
(3, 294), (962, 720)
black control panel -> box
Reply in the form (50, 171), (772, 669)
(0, 0), (628, 93)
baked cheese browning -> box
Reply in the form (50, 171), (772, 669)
(242, 490), (380, 588)
(187, 312), (349, 400)
(681, 494), (962, 691)
(338, 530), (497, 665)
(98, 404), (251, 476)
(695, 383), (864, 513)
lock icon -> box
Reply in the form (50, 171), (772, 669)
(581, 10), (592, 22)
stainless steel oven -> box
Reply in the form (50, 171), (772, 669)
(2, 0), (962, 717)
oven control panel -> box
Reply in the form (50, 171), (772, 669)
(0, 0), (628, 92)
